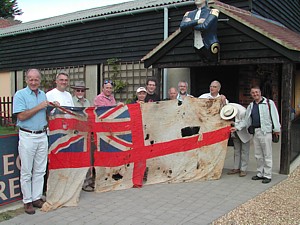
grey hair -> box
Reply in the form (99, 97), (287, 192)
(25, 69), (41, 80)
(210, 80), (221, 90)
(178, 81), (188, 88)
(56, 70), (69, 79)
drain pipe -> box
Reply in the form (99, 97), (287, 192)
(163, 7), (168, 99)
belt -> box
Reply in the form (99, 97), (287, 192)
(19, 127), (46, 134)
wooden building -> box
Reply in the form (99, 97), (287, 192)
(0, 0), (299, 173)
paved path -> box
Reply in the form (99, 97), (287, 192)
(1, 144), (292, 225)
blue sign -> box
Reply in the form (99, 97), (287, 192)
(0, 134), (22, 206)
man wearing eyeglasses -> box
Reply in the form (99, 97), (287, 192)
(199, 80), (227, 105)
(46, 71), (74, 107)
(71, 81), (90, 107)
(94, 80), (117, 107)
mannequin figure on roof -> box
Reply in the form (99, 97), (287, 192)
(180, 0), (220, 61)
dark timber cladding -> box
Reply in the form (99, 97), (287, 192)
(251, 0), (300, 33)
(0, 12), (168, 71)
(1, 12), (164, 70)
(146, 22), (286, 68)
(221, 0), (300, 33)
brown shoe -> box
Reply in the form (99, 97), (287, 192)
(239, 171), (247, 177)
(32, 199), (45, 208)
(24, 203), (35, 215)
(82, 185), (94, 192)
(227, 169), (240, 175)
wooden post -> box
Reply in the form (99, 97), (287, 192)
(153, 68), (162, 98)
(280, 63), (293, 174)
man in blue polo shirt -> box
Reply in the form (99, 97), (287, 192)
(13, 69), (49, 215)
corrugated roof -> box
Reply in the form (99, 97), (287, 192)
(0, 0), (193, 37)
(214, 1), (300, 51)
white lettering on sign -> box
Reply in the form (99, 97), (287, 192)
(2, 154), (21, 175)
(0, 181), (8, 200)
(9, 177), (20, 198)
(3, 154), (14, 175)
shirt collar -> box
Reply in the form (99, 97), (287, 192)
(26, 86), (41, 95)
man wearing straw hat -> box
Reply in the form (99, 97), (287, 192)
(220, 103), (252, 177)
(71, 81), (90, 107)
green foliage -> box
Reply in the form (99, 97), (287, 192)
(0, 0), (23, 18)
(0, 207), (24, 222)
(0, 125), (17, 135)
(106, 58), (128, 93)
(113, 79), (127, 93)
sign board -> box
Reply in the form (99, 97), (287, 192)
(0, 134), (22, 206)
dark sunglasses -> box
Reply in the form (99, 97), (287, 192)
(76, 89), (85, 92)
(104, 80), (114, 85)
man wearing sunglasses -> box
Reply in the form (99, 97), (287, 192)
(71, 81), (90, 107)
(94, 80), (117, 107)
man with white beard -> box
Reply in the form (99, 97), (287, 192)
(71, 81), (90, 107)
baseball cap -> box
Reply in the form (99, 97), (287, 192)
(136, 87), (147, 93)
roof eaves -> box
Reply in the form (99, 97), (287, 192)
(213, 1), (300, 51)
(141, 28), (182, 62)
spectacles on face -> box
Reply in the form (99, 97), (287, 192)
(210, 85), (218, 88)
(76, 89), (85, 92)
(104, 80), (114, 85)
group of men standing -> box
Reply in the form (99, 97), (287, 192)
(13, 68), (280, 215)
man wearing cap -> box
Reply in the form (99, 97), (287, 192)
(71, 81), (92, 192)
(46, 71), (74, 107)
(13, 69), (48, 214)
(132, 87), (147, 104)
(71, 81), (90, 107)
(221, 104), (252, 177)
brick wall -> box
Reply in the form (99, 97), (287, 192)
(238, 64), (280, 108)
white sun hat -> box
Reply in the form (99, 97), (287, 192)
(220, 104), (238, 120)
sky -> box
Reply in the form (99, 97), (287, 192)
(15, 0), (133, 22)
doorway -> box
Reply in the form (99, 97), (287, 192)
(190, 65), (239, 102)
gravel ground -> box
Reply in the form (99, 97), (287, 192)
(212, 165), (300, 225)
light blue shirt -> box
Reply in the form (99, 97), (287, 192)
(13, 86), (47, 130)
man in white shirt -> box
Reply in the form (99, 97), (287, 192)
(199, 80), (227, 105)
(46, 71), (74, 107)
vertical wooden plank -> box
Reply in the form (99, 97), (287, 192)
(280, 63), (293, 174)
(153, 68), (162, 98)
